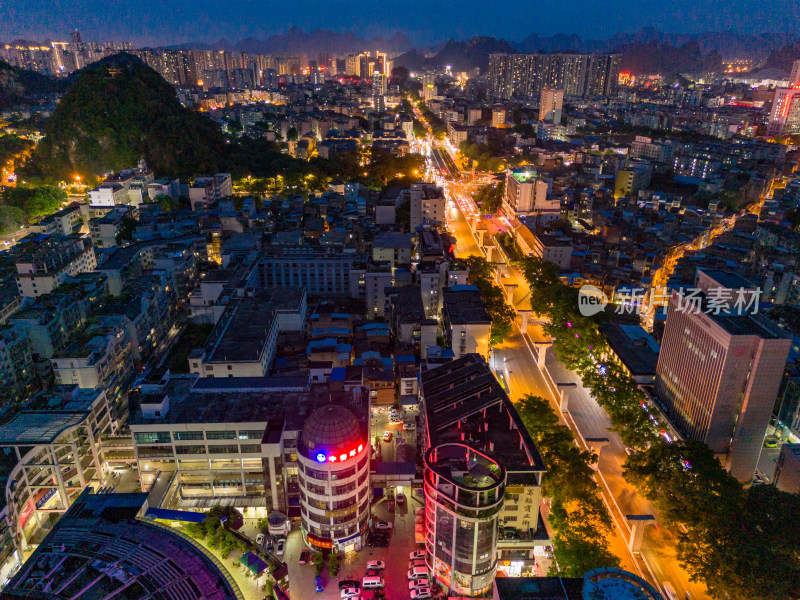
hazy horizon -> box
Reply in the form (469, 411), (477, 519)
(3, 0), (800, 48)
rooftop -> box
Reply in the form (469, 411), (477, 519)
(420, 354), (546, 474)
(0, 388), (102, 445)
(1, 490), (240, 600)
(442, 286), (491, 325)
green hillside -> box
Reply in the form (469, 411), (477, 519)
(23, 53), (226, 182)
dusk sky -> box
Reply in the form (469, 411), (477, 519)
(3, 0), (800, 46)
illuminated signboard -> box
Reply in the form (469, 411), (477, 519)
(315, 443), (365, 463)
(306, 533), (333, 549)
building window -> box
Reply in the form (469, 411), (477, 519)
(134, 432), (171, 444)
(174, 431), (204, 441)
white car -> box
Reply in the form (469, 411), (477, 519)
(366, 560), (386, 570)
(276, 538), (285, 555)
(255, 533), (265, 547)
(409, 551), (425, 560)
(340, 588), (361, 599)
(374, 521), (393, 530)
(410, 588), (433, 600)
(409, 578), (428, 590)
(403, 423), (416, 431)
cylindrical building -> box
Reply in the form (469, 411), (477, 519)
(424, 443), (505, 596)
(297, 405), (370, 553)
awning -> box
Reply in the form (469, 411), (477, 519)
(238, 552), (268, 575)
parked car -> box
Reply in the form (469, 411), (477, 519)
(339, 580), (360, 591)
(396, 492), (406, 504)
(315, 575), (324, 592)
(366, 560), (386, 570)
(409, 578), (429, 590)
(276, 538), (285, 555)
(340, 587), (361, 599)
(403, 422), (416, 431)
(255, 533), (265, 547)
(374, 521), (393, 530)
(409, 551), (426, 560)
(409, 559), (427, 569)
(266, 538), (274, 552)
(410, 588), (433, 599)
(299, 548), (310, 564)
(383, 431), (393, 442)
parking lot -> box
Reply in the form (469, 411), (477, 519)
(284, 494), (427, 600)
(372, 407), (419, 463)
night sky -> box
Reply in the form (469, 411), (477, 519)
(3, 0), (799, 46)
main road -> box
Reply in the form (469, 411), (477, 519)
(440, 146), (708, 600)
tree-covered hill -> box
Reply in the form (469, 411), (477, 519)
(22, 53), (226, 182)
(0, 60), (65, 109)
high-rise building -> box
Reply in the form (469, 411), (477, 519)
(420, 354), (546, 596)
(767, 87), (800, 136)
(654, 269), (792, 482)
(789, 59), (800, 86)
(488, 52), (620, 99)
(539, 87), (563, 123)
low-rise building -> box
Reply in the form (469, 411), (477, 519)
(189, 295), (279, 378)
(442, 286), (491, 359)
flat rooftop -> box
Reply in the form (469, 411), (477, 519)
(600, 323), (660, 377)
(420, 354), (546, 474)
(442, 286), (491, 325)
(697, 268), (755, 290)
(130, 376), (369, 440)
(205, 296), (276, 363)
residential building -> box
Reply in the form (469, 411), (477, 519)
(189, 295), (279, 378)
(513, 224), (572, 269)
(488, 53), (620, 99)
(420, 354), (547, 596)
(442, 286), (491, 359)
(50, 325), (133, 389)
(503, 169), (557, 220)
(492, 107), (506, 127)
(15, 235), (97, 297)
(0, 327), (36, 404)
(654, 271), (792, 482)
(189, 173), (233, 211)
(539, 87), (563, 123)
(406, 183), (446, 231)
(372, 232), (413, 268)
(614, 159), (652, 198)
(89, 206), (133, 249)
(630, 136), (675, 163)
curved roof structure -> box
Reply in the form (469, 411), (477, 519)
(302, 404), (362, 452)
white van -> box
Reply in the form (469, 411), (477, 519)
(408, 566), (429, 580)
(362, 576), (385, 589)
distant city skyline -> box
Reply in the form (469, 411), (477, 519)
(2, 0), (800, 48)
